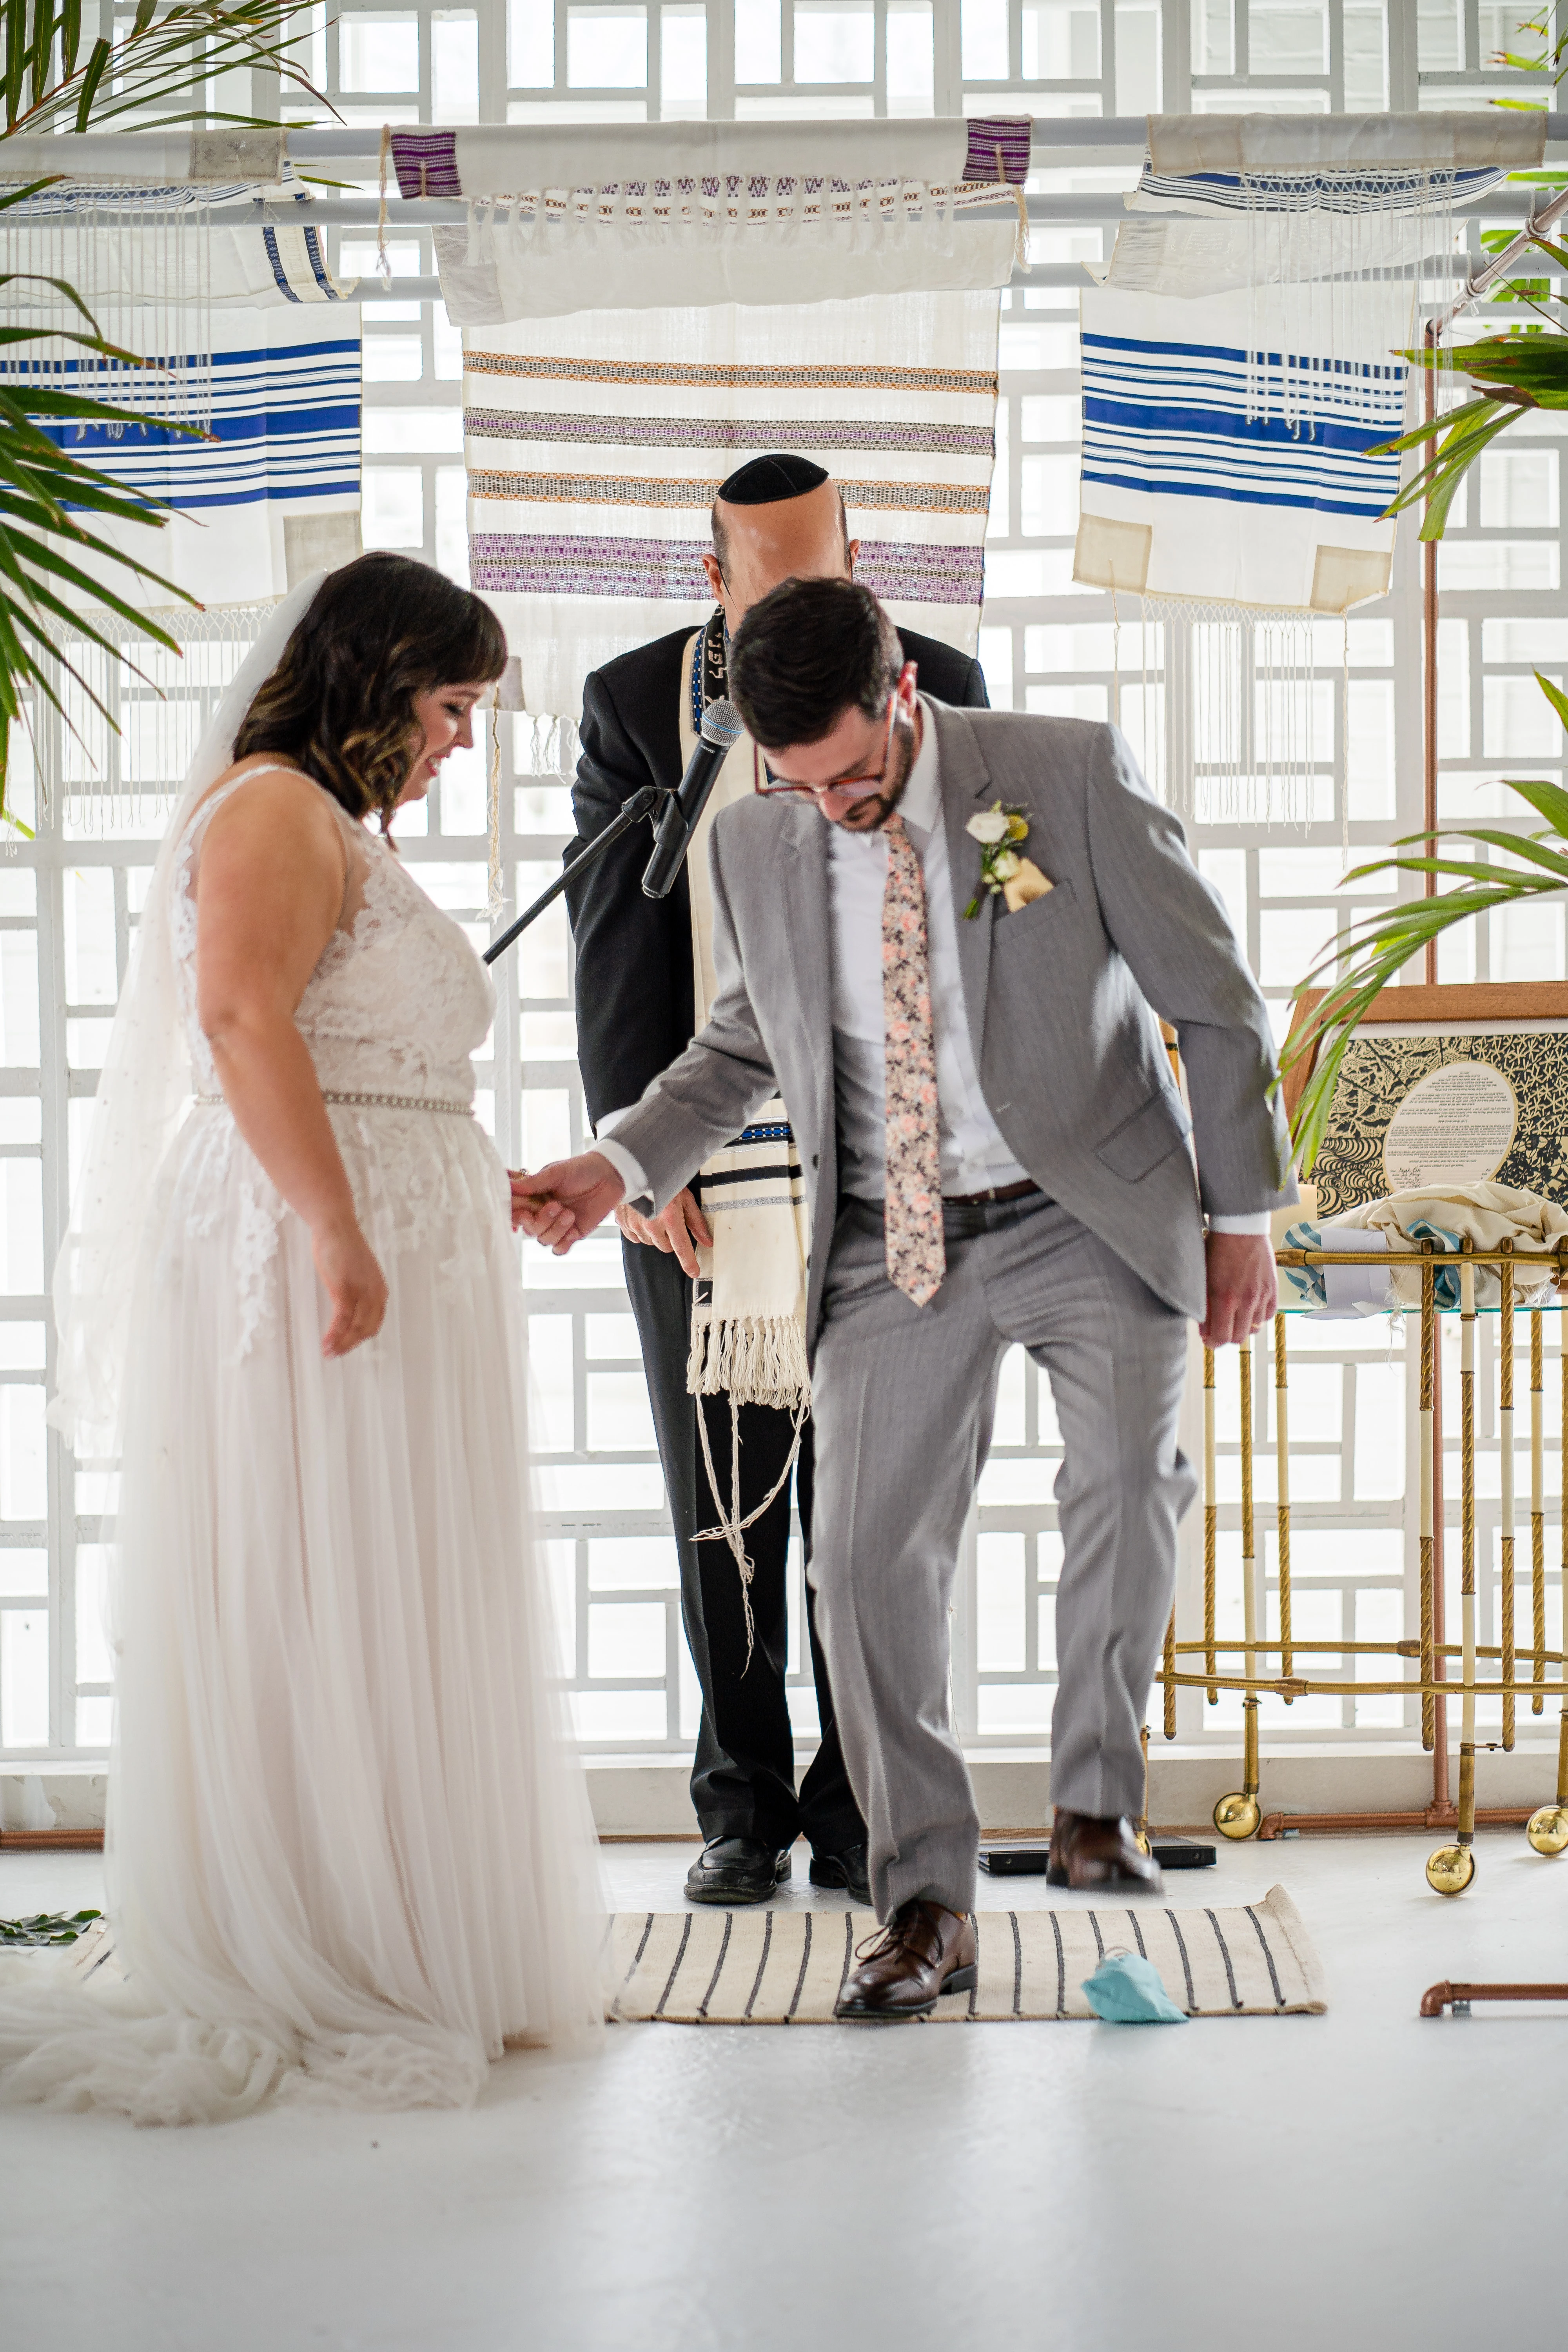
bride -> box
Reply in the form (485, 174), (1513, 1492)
(0, 555), (603, 2122)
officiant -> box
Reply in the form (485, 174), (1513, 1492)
(566, 454), (988, 1908)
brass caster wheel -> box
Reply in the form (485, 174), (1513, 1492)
(1133, 1828), (1152, 1858)
(1214, 1791), (1261, 1840)
(1426, 1844), (1476, 1896)
(1526, 1803), (1568, 1856)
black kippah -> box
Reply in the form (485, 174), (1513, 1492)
(717, 453), (829, 506)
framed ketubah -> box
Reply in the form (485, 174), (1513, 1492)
(1282, 983), (1568, 1220)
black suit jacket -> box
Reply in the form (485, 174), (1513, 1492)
(567, 622), (989, 1126)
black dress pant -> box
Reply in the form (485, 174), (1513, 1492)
(622, 1237), (864, 1853)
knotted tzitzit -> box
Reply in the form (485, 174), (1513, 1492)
(880, 813), (946, 1306)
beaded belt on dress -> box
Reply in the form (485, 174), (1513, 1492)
(195, 1090), (473, 1116)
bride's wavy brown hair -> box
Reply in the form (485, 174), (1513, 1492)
(233, 553), (507, 830)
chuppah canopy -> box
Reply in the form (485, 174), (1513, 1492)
(452, 116), (1022, 730)
(407, 115), (1027, 321)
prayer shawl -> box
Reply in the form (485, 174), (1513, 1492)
(462, 287), (1002, 731)
(43, 305), (363, 605)
(1071, 112), (1544, 818)
(1281, 1182), (1568, 1314)
(1076, 113), (1546, 610)
(680, 612), (811, 1413)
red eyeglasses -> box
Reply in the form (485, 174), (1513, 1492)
(751, 664), (917, 802)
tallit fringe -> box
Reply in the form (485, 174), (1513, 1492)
(686, 1310), (811, 1411)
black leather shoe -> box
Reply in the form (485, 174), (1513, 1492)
(684, 1837), (793, 1905)
(809, 1842), (872, 1907)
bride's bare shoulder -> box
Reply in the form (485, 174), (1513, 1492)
(191, 761), (350, 898)
(194, 759), (343, 842)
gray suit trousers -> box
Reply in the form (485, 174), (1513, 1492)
(811, 1190), (1197, 1922)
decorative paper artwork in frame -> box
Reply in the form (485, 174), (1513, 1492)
(1284, 984), (1568, 1218)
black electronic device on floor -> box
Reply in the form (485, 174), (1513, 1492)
(979, 1836), (1216, 1875)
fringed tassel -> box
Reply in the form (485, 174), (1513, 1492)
(686, 1308), (810, 1412)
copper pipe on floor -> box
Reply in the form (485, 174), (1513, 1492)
(1421, 1980), (1568, 2016)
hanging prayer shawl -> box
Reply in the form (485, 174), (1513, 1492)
(393, 118), (1025, 322)
(681, 612), (811, 1413)
(1072, 111), (1546, 818)
(38, 305), (362, 605)
(1076, 277), (1410, 615)
(465, 287), (1002, 729)
(0, 164), (359, 314)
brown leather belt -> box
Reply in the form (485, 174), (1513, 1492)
(941, 1178), (1042, 1208)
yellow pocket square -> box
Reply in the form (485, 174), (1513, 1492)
(1002, 858), (1054, 914)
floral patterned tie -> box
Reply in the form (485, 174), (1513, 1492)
(881, 815), (946, 1305)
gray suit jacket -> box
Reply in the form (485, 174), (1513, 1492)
(608, 702), (1296, 1336)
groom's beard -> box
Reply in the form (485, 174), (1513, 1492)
(826, 715), (917, 835)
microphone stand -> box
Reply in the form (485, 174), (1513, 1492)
(481, 784), (665, 966)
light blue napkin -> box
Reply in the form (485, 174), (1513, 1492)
(1081, 1952), (1189, 2024)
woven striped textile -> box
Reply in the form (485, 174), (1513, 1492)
(465, 291), (999, 721)
(607, 1886), (1325, 2023)
(0, 171), (356, 307)
(37, 307), (361, 604)
(1074, 279), (1409, 613)
(393, 119), (1031, 203)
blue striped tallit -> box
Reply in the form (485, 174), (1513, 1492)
(20, 306), (361, 605)
(1073, 282), (1408, 613)
(0, 172), (356, 305)
(38, 316), (360, 512)
(1082, 330), (1406, 521)
(1129, 161), (1509, 219)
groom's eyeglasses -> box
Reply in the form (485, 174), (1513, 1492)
(751, 667), (915, 802)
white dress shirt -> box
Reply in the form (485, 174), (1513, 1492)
(822, 700), (1027, 1200)
(595, 700), (1268, 1233)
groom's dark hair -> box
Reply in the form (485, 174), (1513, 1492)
(729, 577), (902, 752)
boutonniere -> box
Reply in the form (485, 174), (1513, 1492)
(963, 802), (1052, 918)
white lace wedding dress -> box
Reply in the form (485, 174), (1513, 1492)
(0, 768), (604, 2122)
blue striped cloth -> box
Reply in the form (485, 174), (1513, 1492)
(1081, 328), (1407, 522)
(41, 320), (360, 514)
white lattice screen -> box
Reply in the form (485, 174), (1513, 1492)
(2, 0), (1563, 1764)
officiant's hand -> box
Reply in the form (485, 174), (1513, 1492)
(511, 1151), (626, 1253)
(1200, 1230), (1278, 1347)
(615, 1187), (712, 1278)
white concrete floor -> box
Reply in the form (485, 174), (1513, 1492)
(2, 1830), (1565, 2352)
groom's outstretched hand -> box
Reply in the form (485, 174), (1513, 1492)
(1200, 1230), (1278, 1347)
(511, 1151), (626, 1253)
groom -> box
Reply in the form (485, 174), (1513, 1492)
(517, 579), (1292, 2020)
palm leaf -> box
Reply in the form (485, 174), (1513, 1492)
(1285, 732), (1568, 1168)
(1, 0), (326, 139)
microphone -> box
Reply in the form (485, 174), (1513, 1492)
(640, 697), (746, 899)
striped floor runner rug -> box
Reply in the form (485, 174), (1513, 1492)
(608, 1885), (1324, 2024)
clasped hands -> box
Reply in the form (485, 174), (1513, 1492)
(512, 1156), (1276, 1345)
(510, 1156), (711, 1272)
(510, 1150), (641, 1256)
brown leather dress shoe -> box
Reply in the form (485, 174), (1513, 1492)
(1046, 1810), (1165, 1893)
(835, 1899), (977, 2021)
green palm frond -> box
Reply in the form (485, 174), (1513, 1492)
(0, 0), (323, 142)
(1370, 335), (1568, 542)
(1286, 672), (1568, 1170)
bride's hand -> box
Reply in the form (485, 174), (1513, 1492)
(312, 1218), (389, 1357)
